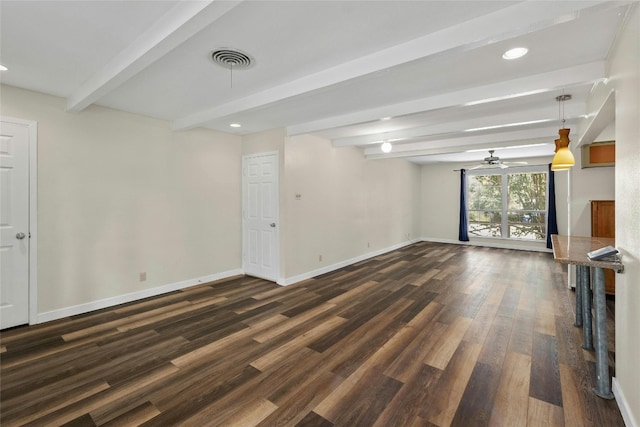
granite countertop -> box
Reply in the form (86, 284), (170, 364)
(551, 235), (624, 273)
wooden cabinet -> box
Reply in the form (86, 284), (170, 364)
(591, 200), (615, 294)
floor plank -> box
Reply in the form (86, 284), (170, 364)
(489, 352), (531, 427)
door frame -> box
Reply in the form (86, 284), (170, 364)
(242, 151), (280, 283)
(1, 116), (38, 325)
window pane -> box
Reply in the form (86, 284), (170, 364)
(507, 211), (546, 224)
(469, 222), (502, 237)
(467, 174), (502, 239)
(507, 172), (546, 210)
(508, 210), (546, 240)
(469, 210), (501, 223)
(468, 175), (502, 210)
(509, 224), (545, 240)
(466, 168), (547, 241)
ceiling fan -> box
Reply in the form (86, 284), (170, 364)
(467, 150), (528, 170)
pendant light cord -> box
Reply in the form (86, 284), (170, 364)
(559, 90), (566, 128)
(558, 94), (561, 127)
(561, 90), (565, 128)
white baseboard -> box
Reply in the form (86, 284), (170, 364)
(278, 239), (421, 286)
(32, 238), (551, 323)
(613, 377), (638, 427)
(421, 237), (552, 253)
(35, 269), (243, 324)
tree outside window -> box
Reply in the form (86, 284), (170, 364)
(467, 168), (547, 240)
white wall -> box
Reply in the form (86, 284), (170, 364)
(1, 85), (243, 317)
(607, 5), (640, 425)
(563, 121), (615, 287)
(420, 156), (564, 252)
(0, 87), (422, 317)
(283, 134), (421, 279)
(420, 162), (460, 242)
(240, 131), (421, 283)
(569, 123), (616, 237)
(242, 128), (285, 156)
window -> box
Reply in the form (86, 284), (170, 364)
(467, 166), (547, 240)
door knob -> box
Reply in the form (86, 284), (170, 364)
(16, 232), (26, 240)
(270, 223), (276, 228)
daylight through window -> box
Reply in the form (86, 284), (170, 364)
(467, 166), (547, 241)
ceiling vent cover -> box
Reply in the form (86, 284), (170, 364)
(210, 49), (254, 70)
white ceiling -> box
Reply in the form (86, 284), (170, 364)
(0, 1), (633, 165)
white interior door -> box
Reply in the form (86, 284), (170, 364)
(243, 152), (279, 282)
(1, 121), (31, 329)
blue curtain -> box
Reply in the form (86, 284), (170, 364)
(546, 163), (558, 249)
(459, 169), (469, 242)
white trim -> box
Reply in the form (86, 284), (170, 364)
(28, 121), (38, 325)
(421, 237), (552, 253)
(567, 168), (574, 288)
(0, 116), (38, 326)
(466, 165), (549, 241)
(613, 377), (638, 427)
(35, 269), (242, 324)
(466, 164), (548, 176)
(278, 239), (421, 286)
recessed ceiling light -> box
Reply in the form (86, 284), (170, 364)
(381, 142), (392, 153)
(0, 65), (8, 71)
(230, 123), (241, 128)
(380, 117), (392, 121)
(502, 47), (528, 60)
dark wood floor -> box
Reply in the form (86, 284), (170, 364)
(0, 242), (624, 426)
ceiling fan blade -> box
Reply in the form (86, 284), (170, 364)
(466, 150), (524, 170)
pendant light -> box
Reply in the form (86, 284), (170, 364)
(551, 94), (575, 171)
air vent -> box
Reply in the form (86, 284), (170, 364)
(210, 49), (254, 70)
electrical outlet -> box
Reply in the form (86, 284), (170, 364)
(139, 272), (147, 282)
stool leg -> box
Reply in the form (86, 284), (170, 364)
(574, 266), (583, 327)
(592, 267), (614, 399)
(581, 266), (594, 351)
